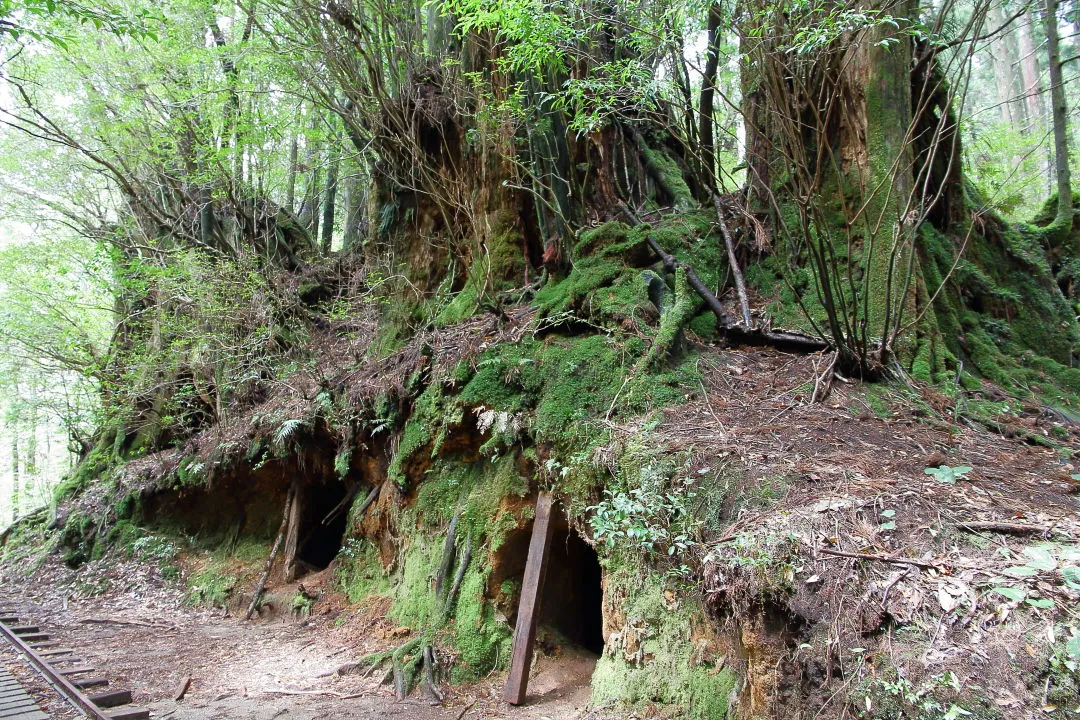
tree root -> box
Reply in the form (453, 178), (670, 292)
(619, 202), (828, 353)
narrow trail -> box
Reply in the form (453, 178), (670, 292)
(0, 559), (606, 720)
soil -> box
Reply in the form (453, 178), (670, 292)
(0, 561), (611, 720)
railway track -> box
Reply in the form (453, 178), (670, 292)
(0, 607), (149, 719)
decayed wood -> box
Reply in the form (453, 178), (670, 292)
(173, 675), (192, 701)
(283, 480), (303, 582)
(88, 689), (132, 708)
(245, 485), (296, 621)
(503, 493), (556, 705)
(957, 520), (1050, 535)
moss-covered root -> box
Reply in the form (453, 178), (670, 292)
(392, 635), (425, 700)
(641, 268), (698, 370)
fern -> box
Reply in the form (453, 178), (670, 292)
(334, 447), (353, 479)
(273, 418), (305, 450)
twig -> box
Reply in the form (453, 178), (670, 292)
(811, 350), (840, 404)
(454, 700), (477, 720)
(818, 547), (939, 570)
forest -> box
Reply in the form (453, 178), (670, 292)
(0, 0), (1077, 716)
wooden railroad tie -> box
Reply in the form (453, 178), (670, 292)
(0, 609), (149, 720)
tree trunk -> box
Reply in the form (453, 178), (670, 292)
(1044, 0), (1073, 231)
(321, 133), (341, 253)
(987, 0), (1022, 125)
(698, 3), (723, 193)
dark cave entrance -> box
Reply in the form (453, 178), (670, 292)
(493, 515), (606, 657)
(295, 479), (352, 572)
(539, 528), (605, 654)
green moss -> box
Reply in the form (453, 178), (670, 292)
(337, 538), (389, 603)
(449, 550), (512, 682)
(388, 533), (441, 629)
(591, 563), (738, 719)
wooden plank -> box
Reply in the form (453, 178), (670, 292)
(14, 634), (47, 643)
(88, 689), (132, 708)
(58, 666), (95, 676)
(71, 677), (109, 689)
(107, 709), (149, 720)
(7, 627), (38, 635)
(282, 480), (303, 582)
(27, 641), (58, 649)
(37, 649), (74, 657)
(502, 493), (556, 705)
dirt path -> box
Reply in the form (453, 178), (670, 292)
(0, 560), (604, 720)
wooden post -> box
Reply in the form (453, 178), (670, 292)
(503, 493), (555, 705)
(283, 480), (302, 582)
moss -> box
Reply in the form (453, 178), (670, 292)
(337, 538), (389, 603)
(642, 267), (698, 369)
(591, 562), (738, 719)
(448, 549), (512, 682)
(388, 533), (441, 630)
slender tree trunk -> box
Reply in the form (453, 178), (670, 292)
(342, 163), (364, 251)
(321, 134), (341, 253)
(1044, 0), (1073, 228)
(987, 0), (1021, 125)
(286, 108), (301, 213)
(9, 424), (19, 523)
(699, 3), (722, 193)
(1017, 13), (1045, 127)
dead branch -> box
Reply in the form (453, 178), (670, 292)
(811, 350), (840, 403)
(435, 513), (459, 601)
(618, 202), (828, 353)
(818, 547), (939, 570)
(244, 484), (296, 621)
(713, 194), (752, 327)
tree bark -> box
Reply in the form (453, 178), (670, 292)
(1044, 0), (1073, 230)
(698, 3), (723, 193)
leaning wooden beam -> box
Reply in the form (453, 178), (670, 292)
(503, 493), (556, 706)
(283, 480), (303, 582)
(244, 484), (296, 621)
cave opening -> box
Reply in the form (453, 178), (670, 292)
(295, 479), (352, 573)
(539, 527), (605, 654)
(492, 515), (606, 657)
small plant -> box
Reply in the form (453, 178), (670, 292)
(923, 465), (972, 484)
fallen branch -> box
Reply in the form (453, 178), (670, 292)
(353, 483), (381, 521)
(435, 513), (459, 602)
(244, 485), (296, 621)
(818, 547), (939, 570)
(455, 699), (478, 720)
(78, 617), (174, 629)
(264, 689), (366, 699)
(811, 350), (840, 404)
(713, 193), (752, 327)
(956, 520), (1051, 535)
(442, 533), (472, 623)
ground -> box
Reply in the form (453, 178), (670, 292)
(3, 342), (1079, 719)
(0, 560), (611, 720)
